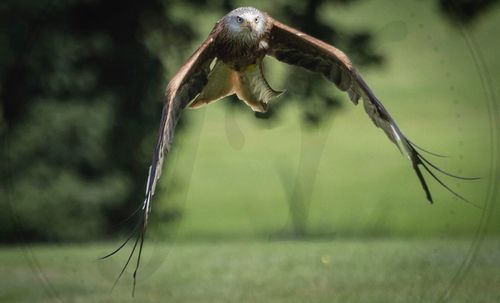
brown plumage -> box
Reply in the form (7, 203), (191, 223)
(102, 7), (479, 295)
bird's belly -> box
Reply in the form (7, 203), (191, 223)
(224, 57), (259, 72)
(216, 45), (264, 71)
(189, 58), (283, 113)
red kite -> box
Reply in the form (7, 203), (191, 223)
(102, 7), (477, 294)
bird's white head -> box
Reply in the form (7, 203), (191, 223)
(223, 7), (266, 42)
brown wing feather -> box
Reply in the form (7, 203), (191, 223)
(267, 19), (356, 97)
(102, 26), (219, 295)
(151, 33), (217, 205)
(266, 17), (477, 205)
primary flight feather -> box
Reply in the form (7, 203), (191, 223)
(102, 7), (478, 294)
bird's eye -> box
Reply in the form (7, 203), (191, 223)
(237, 16), (243, 23)
(254, 17), (259, 23)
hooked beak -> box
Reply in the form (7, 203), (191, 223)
(241, 20), (255, 32)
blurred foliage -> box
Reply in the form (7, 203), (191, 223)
(1, 0), (170, 241)
(0, 0), (494, 242)
(438, 0), (499, 24)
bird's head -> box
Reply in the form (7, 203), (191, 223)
(223, 7), (266, 42)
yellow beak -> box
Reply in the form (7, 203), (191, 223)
(241, 20), (254, 32)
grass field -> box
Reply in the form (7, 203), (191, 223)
(1, 238), (499, 302)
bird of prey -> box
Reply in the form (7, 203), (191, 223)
(102, 6), (477, 294)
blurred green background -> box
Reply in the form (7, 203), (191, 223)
(1, 0), (499, 302)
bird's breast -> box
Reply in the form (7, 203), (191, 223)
(215, 39), (266, 72)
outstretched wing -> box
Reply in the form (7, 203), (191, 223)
(101, 29), (218, 295)
(266, 17), (478, 205)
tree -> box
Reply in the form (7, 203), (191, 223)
(1, 0), (181, 241)
(2, 0), (494, 242)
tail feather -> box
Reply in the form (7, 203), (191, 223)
(354, 73), (480, 209)
(404, 139), (482, 209)
(407, 139), (449, 158)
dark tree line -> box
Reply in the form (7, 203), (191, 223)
(0, 0), (496, 242)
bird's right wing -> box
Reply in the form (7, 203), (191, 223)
(266, 17), (479, 205)
(101, 28), (219, 295)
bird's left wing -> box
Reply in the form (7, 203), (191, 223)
(101, 29), (218, 295)
(265, 17), (478, 205)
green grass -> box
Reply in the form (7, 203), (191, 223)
(147, 0), (500, 240)
(1, 238), (499, 302)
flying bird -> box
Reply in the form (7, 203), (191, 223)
(102, 7), (478, 294)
